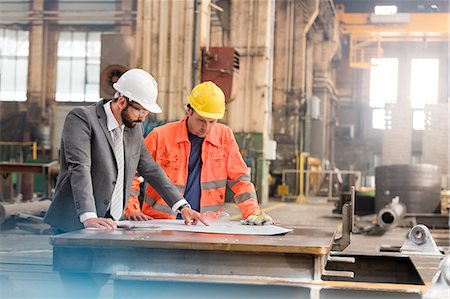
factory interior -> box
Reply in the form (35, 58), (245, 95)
(0, 0), (449, 298)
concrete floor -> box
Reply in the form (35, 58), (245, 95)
(0, 199), (448, 299)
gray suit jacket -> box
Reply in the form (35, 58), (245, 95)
(44, 100), (182, 232)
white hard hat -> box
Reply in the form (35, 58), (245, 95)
(113, 68), (162, 113)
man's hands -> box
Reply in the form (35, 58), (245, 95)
(83, 217), (117, 229)
(180, 207), (209, 226)
(127, 206), (209, 226)
(241, 212), (274, 226)
(127, 211), (153, 221)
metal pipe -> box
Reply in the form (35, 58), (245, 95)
(299, 0), (319, 154)
(243, 0), (255, 133)
(266, 0), (275, 138)
(303, 0), (319, 34)
(313, 76), (339, 100)
(296, 152), (309, 202)
(377, 196), (406, 229)
(0, 11), (136, 22)
(209, 2), (224, 12)
(191, 0), (199, 88)
(0, 200), (51, 224)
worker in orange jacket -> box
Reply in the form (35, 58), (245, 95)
(125, 81), (274, 225)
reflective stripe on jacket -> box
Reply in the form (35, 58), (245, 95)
(125, 116), (260, 219)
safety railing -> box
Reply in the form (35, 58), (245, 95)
(280, 169), (362, 202)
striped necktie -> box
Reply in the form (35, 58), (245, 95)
(110, 127), (124, 220)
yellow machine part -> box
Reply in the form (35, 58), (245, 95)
(277, 185), (289, 197)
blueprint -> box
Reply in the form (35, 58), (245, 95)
(115, 219), (292, 236)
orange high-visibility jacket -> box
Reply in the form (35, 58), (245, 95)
(125, 116), (260, 219)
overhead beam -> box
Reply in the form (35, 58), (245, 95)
(339, 13), (449, 41)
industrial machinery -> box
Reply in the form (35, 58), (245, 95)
(334, 164), (449, 233)
(99, 34), (132, 99)
(375, 164), (441, 214)
(0, 161), (58, 231)
(201, 47), (240, 103)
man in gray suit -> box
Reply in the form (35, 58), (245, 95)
(45, 68), (206, 233)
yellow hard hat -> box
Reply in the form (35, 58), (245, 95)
(188, 81), (225, 119)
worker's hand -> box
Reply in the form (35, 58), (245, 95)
(83, 217), (117, 229)
(180, 207), (209, 226)
(126, 211), (153, 221)
(241, 212), (274, 226)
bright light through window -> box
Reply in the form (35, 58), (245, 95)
(410, 58), (439, 131)
(0, 28), (29, 102)
(369, 58), (398, 130)
(372, 109), (386, 130)
(369, 58), (398, 108)
(410, 59), (439, 109)
(374, 5), (398, 15)
(412, 110), (425, 130)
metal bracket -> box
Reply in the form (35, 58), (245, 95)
(400, 224), (442, 255)
(332, 186), (354, 251)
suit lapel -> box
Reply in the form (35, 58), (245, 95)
(96, 100), (115, 153)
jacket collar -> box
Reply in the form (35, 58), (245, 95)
(96, 99), (114, 150)
(175, 116), (220, 147)
(98, 99), (129, 133)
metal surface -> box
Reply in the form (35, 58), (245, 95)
(322, 252), (424, 285)
(51, 225), (336, 289)
(51, 226), (335, 255)
(320, 287), (422, 299)
(375, 164), (441, 214)
(114, 278), (311, 299)
(424, 255), (450, 299)
(413, 214), (450, 229)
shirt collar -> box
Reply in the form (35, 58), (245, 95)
(176, 116), (220, 147)
(103, 100), (124, 132)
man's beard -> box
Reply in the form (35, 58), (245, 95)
(121, 109), (141, 128)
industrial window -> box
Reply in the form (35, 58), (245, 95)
(55, 32), (101, 102)
(0, 28), (29, 102)
(369, 58), (398, 129)
(410, 58), (439, 130)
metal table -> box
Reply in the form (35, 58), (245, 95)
(0, 161), (59, 199)
(50, 225), (336, 298)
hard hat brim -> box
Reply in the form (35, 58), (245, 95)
(195, 110), (224, 120)
(143, 102), (162, 114)
(113, 82), (162, 114)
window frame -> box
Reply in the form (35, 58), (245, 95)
(55, 31), (102, 103)
(0, 28), (29, 102)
